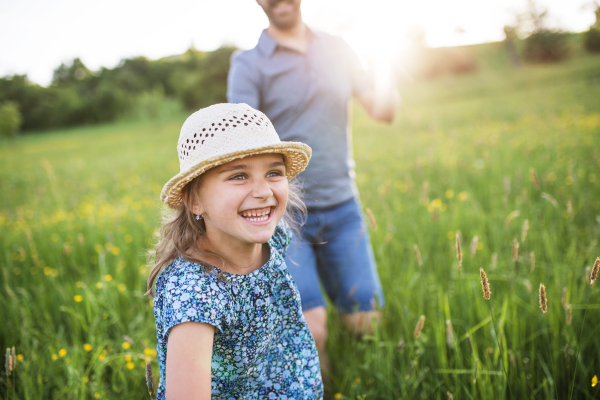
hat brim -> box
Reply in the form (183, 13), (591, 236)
(161, 142), (312, 209)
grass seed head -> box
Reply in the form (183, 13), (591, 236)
(512, 238), (519, 262)
(470, 235), (478, 257)
(529, 251), (535, 273)
(10, 347), (15, 372)
(447, 391), (454, 400)
(455, 231), (462, 270)
(539, 283), (547, 313)
(466, 334), (473, 354)
(5, 348), (10, 377)
(413, 244), (423, 266)
(504, 210), (520, 227)
(365, 208), (377, 231)
(414, 315), (426, 338)
(529, 167), (540, 189)
(145, 361), (155, 398)
(566, 304), (572, 326)
(561, 287), (568, 308)
(480, 268), (491, 300)
(591, 257), (600, 284)
(521, 219), (529, 243)
(446, 320), (453, 347)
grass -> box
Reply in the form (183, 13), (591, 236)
(1, 41), (600, 399)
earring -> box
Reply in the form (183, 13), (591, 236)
(196, 214), (203, 220)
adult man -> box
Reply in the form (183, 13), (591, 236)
(227, 0), (398, 374)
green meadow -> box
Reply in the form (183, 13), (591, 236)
(1, 41), (599, 399)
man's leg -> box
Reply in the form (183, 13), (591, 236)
(315, 198), (385, 334)
(284, 214), (330, 376)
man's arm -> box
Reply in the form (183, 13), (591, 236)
(227, 50), (260, 109)
(355, 79), (400, 124)
(166, 321), (214, 400)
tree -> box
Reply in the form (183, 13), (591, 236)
(0, 101), (23, 137)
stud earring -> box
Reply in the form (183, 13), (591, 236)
(196, 214), (203, 220)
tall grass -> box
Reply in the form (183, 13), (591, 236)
(1, 42), (600, 398)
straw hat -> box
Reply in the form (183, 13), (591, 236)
(161, 103), (312, 209)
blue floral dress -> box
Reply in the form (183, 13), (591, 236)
(153, 222), (323, 400)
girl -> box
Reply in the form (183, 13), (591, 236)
(147, 103), (323, 399)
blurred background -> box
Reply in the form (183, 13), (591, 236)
(1, 0), (600, 399)
(0, 0), (598, 133)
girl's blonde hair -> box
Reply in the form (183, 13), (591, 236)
(146, 173), (306, 296)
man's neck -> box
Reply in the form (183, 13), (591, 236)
(266, 21), (309, 53)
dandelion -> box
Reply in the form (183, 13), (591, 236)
(413, 244), (423, 266)
(122, 342), (131, 350)
(561, 287), (568, 308)
(591, 257), (600, 284)
(16, 355), (22, 363)
(480, 269), (491, 300)
(414, 315), (426, 338)
(529, 252), (535, 273)
(504, 210), (520, 227)
(566, 304), (572, 326)
(365, 208), (377, 230)
(458, 191), (468, 201)
(117, 284), (127, 292)
(126, 362), (135, 370)
(354, 377), (361, 383)
(529, 167), (540, 189)
(455, 232), (462, 270)
(145, 361), (155, 399)
(446, 320), (453, 347)
(96, 282), (103, 289)
(74, 295), (83, 302)
(491, 252), (498, 270)
(51, 354), (58, 361)
(539, 284), (547, 313)
(521, 219), (529, 243)
(593, 375), (598, 387)
(83, 344), (92, 352)
(58, 349), (67, 357)
(99, 350), (107, 361)
(104, 274), (113, 282)
(512, 238), (519, 262)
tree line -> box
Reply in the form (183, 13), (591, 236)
(0, 46), (235, 134)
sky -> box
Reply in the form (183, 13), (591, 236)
(0, 0), (595, 86)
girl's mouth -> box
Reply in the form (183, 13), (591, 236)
(239, 206), (274, 224)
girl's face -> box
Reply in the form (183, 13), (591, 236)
(192, 153), (289, 245)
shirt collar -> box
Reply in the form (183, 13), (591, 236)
(257, 26), (319, 58)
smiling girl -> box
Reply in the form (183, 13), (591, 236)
(147, 103), (322, 399)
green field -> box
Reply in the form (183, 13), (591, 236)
(1, 41), (600, 399)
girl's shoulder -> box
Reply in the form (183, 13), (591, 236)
(269, 220), (293, 256)
(155, 256), (225, 296)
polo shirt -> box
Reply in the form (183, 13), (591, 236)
(227, 28), (369, 209)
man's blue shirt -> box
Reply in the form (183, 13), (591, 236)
(227, 28), (369, 208)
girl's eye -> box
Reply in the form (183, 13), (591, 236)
(267, 170), (283, 178)
(230, 174), (246, 180)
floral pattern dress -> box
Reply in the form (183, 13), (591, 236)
(153, 222), (323, 400)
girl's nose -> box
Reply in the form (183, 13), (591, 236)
(251, 178), (273, 199)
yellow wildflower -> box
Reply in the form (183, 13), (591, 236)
(458, 191), (468, 201)
(126, 362), (135, 370)
(445, 189), (454, 199)
(74, 295), (83, 302)
(83, 344), (92, 352)
(334, 394), (343, 399)
(447, 231), (455, 240)
(16, 354), (23, 362)
(593, 375), (598, 387)
(124, 234), (133, 243)
(51, 354), (58, 361)
(118, 284), (126, 292)
(96, 282), (103, 289)
(122, 342), (131, 350)
(58, 349), (67, 357)
(104, 274), (112, 282)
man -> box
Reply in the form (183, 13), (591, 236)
(227, 0), (398, 375)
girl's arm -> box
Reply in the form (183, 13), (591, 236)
(166, 321), (215, 400)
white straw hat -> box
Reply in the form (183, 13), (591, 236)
(161, 103), (312, 209)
